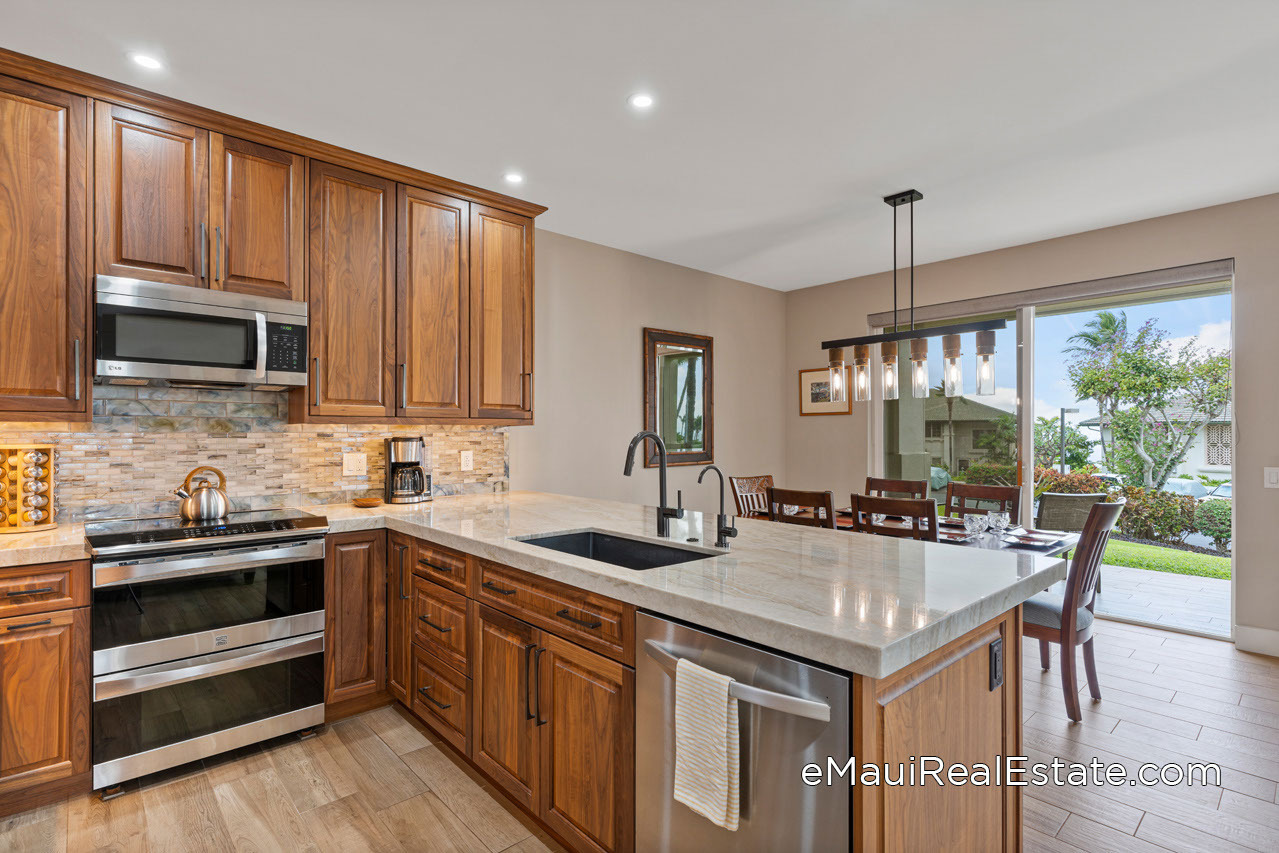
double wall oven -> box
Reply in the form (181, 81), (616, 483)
(86, 510), (328, 789)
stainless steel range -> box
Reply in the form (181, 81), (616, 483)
(85, 509), (329, 790)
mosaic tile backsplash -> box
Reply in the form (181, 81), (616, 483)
(0, 384), (508, 522)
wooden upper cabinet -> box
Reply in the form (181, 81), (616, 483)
(94, 102), (209, 287)
(0, 75), (89, 416)
(470, 205), (533, 420)
(308, 161), (395, 418)
(472, 604), (540, 810)
(210, 134), (305, 300)
(324, 530), (386, 706)
(397, 186), (470, 418)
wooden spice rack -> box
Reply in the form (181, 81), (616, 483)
(0, 444), (56, 534)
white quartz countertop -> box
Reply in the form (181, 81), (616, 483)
(2, 491), (1066, 678)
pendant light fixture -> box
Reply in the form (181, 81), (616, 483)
(821, 189), (1005, 403)
(827, 347), (847, 403)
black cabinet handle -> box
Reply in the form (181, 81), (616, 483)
(6, 587), (55, 597)
(397, 544), (410, 601)
(419, 559), (453, 574)
(556, 608), (603, 630)
(523, 642), (536, 721)
(533, 647), (547, 726)
(418, 614), (452, 633)
(417, 685), (451, 710)
(482, 580), (516, 596)
(5, 619), (52, 632)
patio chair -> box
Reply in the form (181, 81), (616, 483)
(1023, 499), (1125, 722)
(1035, 492), (1109, 532)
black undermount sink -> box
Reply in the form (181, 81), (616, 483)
(519, 530), (711, 570)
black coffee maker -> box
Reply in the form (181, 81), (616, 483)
(384, 437), (431, 504)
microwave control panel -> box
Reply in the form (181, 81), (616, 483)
(266, 323), (307, 373)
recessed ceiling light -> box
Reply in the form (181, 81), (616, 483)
(130, 53), (163, 70)
(628, 93), (655, 110)
(503, 172), (524, 185)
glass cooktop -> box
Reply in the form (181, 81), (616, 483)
(85, 509), (329, 556)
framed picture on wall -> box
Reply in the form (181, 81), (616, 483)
(798, 366), (851, 416)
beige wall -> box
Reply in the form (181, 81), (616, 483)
(784, 192), (1279, 652)
(510, 231), (788, 515)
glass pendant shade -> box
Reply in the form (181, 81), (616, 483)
(827, 347), (847, 404)
(943, 334), (963, 397)
(852, 345), (872, 402)
(975, 330), (996, 396)
(910, 338), (929, 399)
(881, 342), (899, 401)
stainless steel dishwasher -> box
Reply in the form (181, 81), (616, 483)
(636, 612), (850, 852)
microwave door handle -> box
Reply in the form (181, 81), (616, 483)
(255, 312), (267, 379)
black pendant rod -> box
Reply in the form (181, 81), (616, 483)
(892, 199), (898, 332)
(909, 196), (915, 331)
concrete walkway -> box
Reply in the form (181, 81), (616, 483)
(1093, 563), (1231, 637)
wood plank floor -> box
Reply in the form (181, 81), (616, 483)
(0, 705), (564, 853)
(1092, 564), (1231, 637)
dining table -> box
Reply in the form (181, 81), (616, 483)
(784, 507), (1081, 558)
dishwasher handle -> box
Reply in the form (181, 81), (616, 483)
(643, 639), (832, 722)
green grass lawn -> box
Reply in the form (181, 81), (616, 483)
(1102, 539), (1231, 580)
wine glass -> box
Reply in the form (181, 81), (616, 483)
(872, 513), (886, 526)
(988, 510), (1010, 536)
(963, 513), (985, 536)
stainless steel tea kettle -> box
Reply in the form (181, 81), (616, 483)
(174, 466), (231, 520)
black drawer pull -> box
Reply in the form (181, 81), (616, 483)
(5, 619), (52, 632)
(417, 685), (452, 710)
(482, 580), (516, 596)
(5, 587), (55, 597)
(418, 559), (453, 574)
(418, 614), (452, 633)
(556, 608), (603, 630)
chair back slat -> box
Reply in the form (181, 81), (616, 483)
(851, 494), (938, 542)
(1064, 499), (1126, 622)
(765, 487), (837, 529)
(865, 477), (929, 500)
(945, 481), (1022, 524)
(730, 474), (774, 518)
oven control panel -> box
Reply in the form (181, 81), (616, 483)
(266, 323), (307, 373)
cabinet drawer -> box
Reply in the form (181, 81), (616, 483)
(412, 576), (469, 674)
(0, 561), (89, 618)
(412, 540), (468, 594)
(474, 560), (633, 664)
(411, 645), (469, 754)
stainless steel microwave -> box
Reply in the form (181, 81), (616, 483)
(94, 276), (308, 387)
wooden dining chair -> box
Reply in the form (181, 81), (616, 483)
(729, 475), (774, 518)
(1023, 499), (1125, 722)
(850, 494), (938, 542)
(944, 481), (1022, 524)
(864, 477), (929, 499)
(765, 487), (836, 529)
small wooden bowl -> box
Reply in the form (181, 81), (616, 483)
(352, 497), (384, 509)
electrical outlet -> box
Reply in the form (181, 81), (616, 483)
(342, 452), (367, 476)
(460, 450), (474, 472)
(1266, 468), (1279, 489)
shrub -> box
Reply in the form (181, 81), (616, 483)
(1195, 500), (1232, 553)
(962, 462), (1018, 486)
(1111, 485), (1197, 543)
(1034, 465), (1108, 496)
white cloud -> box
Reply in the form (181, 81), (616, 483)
(1166, 320), (1232, 355)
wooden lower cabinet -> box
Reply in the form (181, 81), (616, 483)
(324, 530), (386, 706)
(386, 532), (414, 704)
(852, 608), (1021, 853)
(410, 644), (470, 754)
(472, 603), (540, 810)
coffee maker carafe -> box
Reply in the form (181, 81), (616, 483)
(385, 437), (431, 504)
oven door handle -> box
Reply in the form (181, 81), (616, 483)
(254, 312), (268, 379)
(93, 632), (324, 702)
(93, 538), (326, 588)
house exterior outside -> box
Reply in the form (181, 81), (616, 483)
(1079, 400), (1232, 480)
(923, 395), (1014, 473)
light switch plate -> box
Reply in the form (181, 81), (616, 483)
(460, 450), (474, 472)
(342, 452), (368, 476)
(1266, 468), (1279, 489)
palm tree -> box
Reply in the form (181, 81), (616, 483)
(1064, 309), (1127, 468)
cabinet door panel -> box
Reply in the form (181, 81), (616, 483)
(397, 185), (469, 418)
(94, 102), (208, 287)
(539, 632), (633, 853)
(0, 76), (88, 415)
(472, 604), (538, 809)
(0, 608), (89, 794)
(308, 161), (394, 418)
(386, 532), (414, 704)
(211, 134), (305, 300)
(324, 530), (386, 704)
(470, 205), (532, 420)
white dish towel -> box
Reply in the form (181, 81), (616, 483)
(673, 656), (740, 831)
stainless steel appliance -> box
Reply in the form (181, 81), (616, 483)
(636, 612), (850, 852)
(385, 436), (431, 504)
(173, 465), (231, 520)
(85, 509), (329, 790)
(94, 275), (308, 387)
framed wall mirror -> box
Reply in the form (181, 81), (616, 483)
(643, 328), (713, 467)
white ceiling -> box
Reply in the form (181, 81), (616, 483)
(5, 1), (1279, 291)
